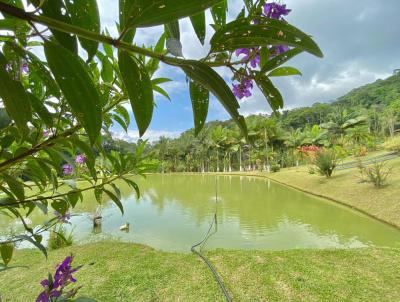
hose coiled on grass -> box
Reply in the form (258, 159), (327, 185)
(190, 177), (232, 302)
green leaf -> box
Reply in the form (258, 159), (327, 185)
(189, 80), (209, 135)
(146, 33), (166, 76)
(94, 188), (103, 204)
(211, 0), (227, 26)
(112, 114), (128, 132)
(104, 189), (124, 215)
(118, 50), (154, 137)
(0, 52), (32, 136)
(30, 0), (77, 53)
(255, 74), (283, 111)
(26, 50), (61, 98)
(165, 20), (180, 40)
(28, 93), (53, 127)
(125, 0), (221, 28)
(16, 235), (47, 258)
(51, 199), (69, 215)
(210, 19), (323, 58)
(1, 243), (14, 266)
(259, 47), (270, 69)
(153, 85), (171, 101)
(151, 78), (172, 85)
(119, 0), (136, 43)
(103, 42), (114, 58)
(168, 60), (247, 136)
(260, 48), (303, 73)
(44, 41), (102, 144)
(190, 12), (206, 45)
(122, 178), (140, 198)
(268, 66), (302, 77)
(101, 57), (113, 83)
(2, 174), (24, 201)
(65, 0), (100, 61)
(115, 105), (131, 126)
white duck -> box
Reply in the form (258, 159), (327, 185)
(119, 222), (130, 231)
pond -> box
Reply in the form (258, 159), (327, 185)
(2, 174), (400, 252)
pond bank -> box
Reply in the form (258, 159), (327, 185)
(1, 242), (399, 301)
(210, 156), (400, 229)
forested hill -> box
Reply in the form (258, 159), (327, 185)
(333, 72), (400, 108)
(178, 71), (400, 133)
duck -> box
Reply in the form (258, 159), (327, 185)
(119, 222), (130, 231)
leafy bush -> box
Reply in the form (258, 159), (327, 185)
(353, 145), (368, 157)
(314, 150), (337, 177)
(48, 225), (74, 250)
(270, 164), (281, 173)
(382, 136), (400, 152)
(359, 161), (392, 188)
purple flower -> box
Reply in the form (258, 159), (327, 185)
(270, 45), (290, 57)
(250, 54), (260, 68)
(20, 61), (29, 74)
(36, 256), (81, 302)
(235, 48), (260, 68)
(62, 164), (73, 176)
(54, 211), (71, 224)
(263, 2), (291, 20)
(75, 154), (86, 165)
(36, 288), (61, 302)
(53, 256), (81, 288)
(43, 129), (50, 137)
(233, 77), (254, 99)
(235, 48), (250, 60)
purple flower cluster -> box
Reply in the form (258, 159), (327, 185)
(75, 154), (86, 165)
(235, 48), (260, 68)
(231, 1), (291, 99)
(36, 256), (82, 302)
(62, 164), (73, 176)
(54, 211), (71, 224)
(233, 77), (254, 99)
(263, 2), (291, 20)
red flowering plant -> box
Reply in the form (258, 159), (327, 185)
(297, 145), (322, 163)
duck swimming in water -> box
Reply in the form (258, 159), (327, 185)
(119, 222), (130, 231)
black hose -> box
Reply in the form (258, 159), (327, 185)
(190, 177), (233, 302)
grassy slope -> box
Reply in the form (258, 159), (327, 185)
(228, 156), (400, 228)
(0, 242), (399, 302)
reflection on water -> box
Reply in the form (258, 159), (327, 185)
(1, 175), (400, 252)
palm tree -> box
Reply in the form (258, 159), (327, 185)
(210, 126), (226, 172)
(320, 109), (367, 143)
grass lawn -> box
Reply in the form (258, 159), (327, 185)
(0, 242), (399, 301)
(227, 156), (400, 228)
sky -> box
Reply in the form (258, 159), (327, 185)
(97, 0), (400, 142)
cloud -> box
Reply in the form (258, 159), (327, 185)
(16, 0), (400, 133)
(111, 130), (181, 143)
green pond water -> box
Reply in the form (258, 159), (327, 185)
(1, 174), (400, 252)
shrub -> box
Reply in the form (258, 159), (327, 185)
(314, 150), (337, 177)
(48, 225), (74, 250)
(353, 145), (368, 157)
(270, 164), (281, 173)
(382, 136), (400, 152)
(359, 161), (392, 188)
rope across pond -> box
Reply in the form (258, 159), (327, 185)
(190, 177), (233, 302)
